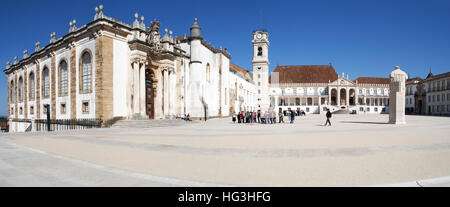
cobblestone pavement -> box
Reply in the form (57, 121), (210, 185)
(1, 114), (450, 186)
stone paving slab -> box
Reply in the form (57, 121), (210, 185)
(1, 114), (450, 186)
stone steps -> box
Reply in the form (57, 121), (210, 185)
(111, 119), (193, 128)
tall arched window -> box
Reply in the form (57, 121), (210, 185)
(59, 60), (68, 96)
(10, 80), (14, 103)
(81, 52), (92, 92)
(29, 72), (35, 99)
(206, 63), (210, 82)
(43, 67), (50, 98)
(18, 77), (23, 102)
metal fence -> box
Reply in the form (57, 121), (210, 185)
(33, 119), (103, 132)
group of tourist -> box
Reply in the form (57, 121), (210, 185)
(231, 108), (333, 126)
(232, 109), (299, 124)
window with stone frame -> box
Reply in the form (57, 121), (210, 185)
(18, 76), (23, 102)
(10, 80), (14, 103)
(29, 72), (35, 99)
(60, 103), (67, 114)
(59, 60), (68, 96)
(82, 101), (89, 114)
(43, 105), (48, 115)
(43, 67), (50, 98)
(206, 63), (211, 83)
(257, 47), (263, 56)
(81, 52), (92, 92)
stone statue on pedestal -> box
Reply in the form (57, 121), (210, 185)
(389, 66), (408, 124)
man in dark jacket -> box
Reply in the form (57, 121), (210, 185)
(325, 109), (332, 126)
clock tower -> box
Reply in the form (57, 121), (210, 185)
(252, 30), (270, 112)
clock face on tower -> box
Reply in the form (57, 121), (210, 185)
(257, 33), (262, 39)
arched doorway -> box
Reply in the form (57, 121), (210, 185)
(349, 89), (355, 105)
(340, 89), (347, 105)
(145, 69), (155, 119)
(331, 88), (337, 105)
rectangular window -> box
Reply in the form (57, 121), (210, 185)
(30, 106), (34, 115)
(306, 107), (309, 112)
(60, 103), (66, 114)
(360, 107), (363, 112)
(367, 107), (370, 112)
(19, 107), (23, 115)
(82, 101), (89, 114)
(375, 107), (378, 112)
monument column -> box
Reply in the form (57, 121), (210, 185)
(389, 66), (408, 124)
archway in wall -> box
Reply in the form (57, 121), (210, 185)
(340, 89), (347, 105)
(331, 89), (337, 105)
(145, 69), (155, 119)
(349, 89), (355, 105)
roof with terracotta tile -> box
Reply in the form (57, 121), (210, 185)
(230, 63), (252, 80)
(353, 77), (390, 84)
(423, 72), (450, 82)
(176, 34), (188, 41)
(269, 65), (338, 83)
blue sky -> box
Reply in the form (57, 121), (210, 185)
(1, 0), (450, 116)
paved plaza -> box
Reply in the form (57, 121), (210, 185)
(1, 114), (450, 186)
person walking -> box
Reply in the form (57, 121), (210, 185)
(279, 111), (284, 123)
(232, 113), (236, 123)
(272, 111), (276, 124)
(290, 110), (295, 124)
(325, 109), (332, 126)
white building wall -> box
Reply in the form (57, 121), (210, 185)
(113, 39), (129, 117)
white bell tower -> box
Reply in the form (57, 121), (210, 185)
(252, 30), (270, 112)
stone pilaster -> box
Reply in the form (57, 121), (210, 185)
(70, 46), (77, 119)
(51, 55), (56, 119)
(15, 73), (18, 119)
(95, 34), (114, 123)
(218, 55), (222, 116)
(24, 67), (28, 119)
(36, 62), (41, 118)
(176, 59), (182, 116)
(7, 75), (10, 119)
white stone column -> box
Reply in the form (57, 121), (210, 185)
(163, 69), (169, 117)
(355, 89), (359, 105)
(139, 62), (146, 116)
(328, 88), (331, 106)
(337, 87), (341, 106)
(133, 61), (139, 114)
(346, 88), (349, 106)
